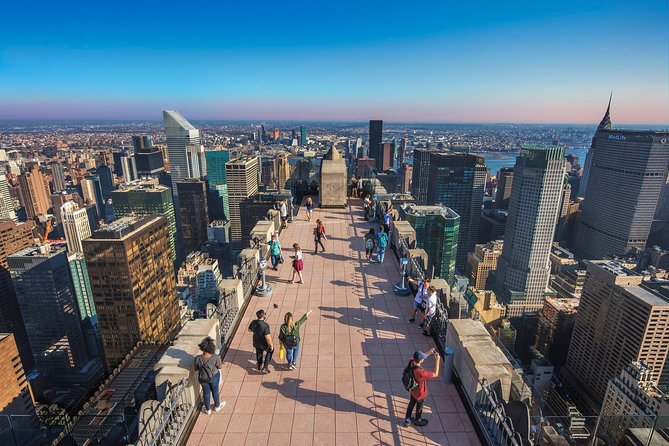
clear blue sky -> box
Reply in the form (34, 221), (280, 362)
(1, 0), (668, 123)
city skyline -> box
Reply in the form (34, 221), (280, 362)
(1, 1), (667, 124)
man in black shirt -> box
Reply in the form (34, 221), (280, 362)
(248, 309), (274, 373)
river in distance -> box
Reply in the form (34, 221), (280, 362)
(474, 147), (589, 176)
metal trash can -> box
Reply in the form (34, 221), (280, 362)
(442, 347), (454, 384)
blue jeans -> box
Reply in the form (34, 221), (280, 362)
(271, 253), (281, 268)
(377, 246), (386, 263)
(286, 343), (300, 365)
(201, 371), (220, 411)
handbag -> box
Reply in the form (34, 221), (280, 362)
(279, 255), (284, 264)
(279, 343), (285, 360)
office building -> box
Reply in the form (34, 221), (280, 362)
(111, 180), (177, 264)
(9, 244), (90, 380)
(574, 103), (669, 259)
(277, 154), (291, 190)
(397, 138), (407, 173)
(563, 261), (669, 411)
(83, 215), (179, 369)
(369, 120), (383, 170)
(61, 201), (92, 254)
(205, 147), (230, 220)
(68, 253), (96, 320)
(494, 167), (514, 210)
(120, 155), (138, 183)
(0, 221), (34, 371)
(410, 148), (435, 205)
(18, 166), (50, 218)
(50, 163), (66, 193)
(261, 157), (278, 189)
(80, 176), (97, 205)
(401, 203), (460, 283)
(533, 297), (578, 368)
(600, 362), (669, 445)
(163, 110), (201, 215)
(177, 179), (209, 254)
(186, 143), (206, 178)
(225, 156), (260, 241)
(357, 158), (376, 179)
(550, 269), (586, 300)
(300, 125), (307, 146)
(51, 191), (81, 226)
(177, 252), (222, 313)
(427, 152), (487, 271)
(132, 135), (165, 176)
(379, 142), (395, 171)
(493, 145), (566, 318)
(466, 240), (503, 289)
(0, 334), (34, 416)
(0, 173), (17, 221)
(82, 172), (108, 222)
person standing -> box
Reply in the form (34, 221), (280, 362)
(314, 219), (327, 253)
(375, 226), (389, 263)
(194, 336), (227, 414)
(279, 310), (313, 369)
(407, 277), (431, 323)
(363, 194), (372, 221)
(265, 234), (282, 270)
(248, 310), (274, 373)
(290, 243), (304, 284)
(280, 200), (288, 228)
(403, 348), (441, 427)
(422, 286), (438, 337)
(305, 197), (314, 222)
(383, 206), (393, 234)
(364, 228), (376, 262)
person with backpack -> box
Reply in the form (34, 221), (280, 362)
(407, 277), (431, 323)
(375, 225), (389, 263)
(403, 348), (441, 427)
(364, 228), (376, 262)
(313, 219), (327, 254)
(248, 309), (274, 373)
(279, 310), (313, 370)
(194, 336), (226, 414)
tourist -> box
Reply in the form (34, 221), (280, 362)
(375, 225), (389, 263)
(422, 286), (438, 337)
(363, 194), (372, 221)
(407, 277), (431, 323)
(266, 234), (282, 270)
(248, 309), (274, 373)
(290, 243), (304, 284)
(403, 348), (441, 427)
(364, 228), (376, 262)
(194, 336), (226, 414)
(280, 200), (288, 228)
(279, 310), (313, 369)
(383, 206), (393, 234)
(314, 219), (327, 253)
(305, 197), (314, 222)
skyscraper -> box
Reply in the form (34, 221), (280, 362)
(562, 261), (669, 411)
(83, 215), (179, 369)
(0, 334), (35, 416)
(132, 135), (165, 176)
(494, 167), (514, 210)
(369, 120), (383, 170)
(427, 152), (487, 272)
(163, 110), (201, 216)
(574, 103), (669, 259)
(225, 156), (260, 241)
(401, 203), (460, 283)
(379, 142), (395, 171)
(410, 148), (435, 205)
(68, 253), (96, 320)
(0, 221), (35, 370)
(111, 180), (177, 264)
(61, 201), (92, 254)
(50, 162), (66, 193)
(9, 244), (89, 380)
(18, 165), (50, 218)
(0, 173), (17, 221)
(300, 125), (307, 146)
(177, 179), (209, 254)
(205, 147), (230, 220)
(186, 144), (206, 178)
(277, 154), (291, 190)
(120, 155), (138, 183)
(466, 240), (503, 289)
(493, 145), (566, 318)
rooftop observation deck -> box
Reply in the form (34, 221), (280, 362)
(187, 200), (480, 446)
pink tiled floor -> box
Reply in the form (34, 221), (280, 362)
(190, 200), (482, 446)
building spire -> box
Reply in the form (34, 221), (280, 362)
(598, 91), (612, 131)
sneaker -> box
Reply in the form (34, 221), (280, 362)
(413, 418), (429, 427)
(289, 364), (295, 370)
(214, 401), (226, 412)
(261, 367), (271, 374)
(403, 418), (412, 427)
(419, 322), (425, 328)
(202, 408), (212, 415)
(408, 318), (415, 323)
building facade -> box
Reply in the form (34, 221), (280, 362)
(493, 145), (566, 318)
(83, 215), (180, 369)
(225, 156), (260, 241)
(0, 334), (34, 416)
(466, 240), (503, 290)
(177, 179), (209, 254)
(368, 120), (383, 170)
(163, 110), (201, 217)
(61, 201), (92, 254)
(18, 166), (50, 218)
(494, 167), (514, 210)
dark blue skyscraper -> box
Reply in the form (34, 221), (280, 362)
(300, 126), (307, 145)
(369, 120), (383, 170)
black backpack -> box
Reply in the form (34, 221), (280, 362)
(402, 364), (418, 392)
(284, 333), (298, 348)
(197, 356), (214, 384)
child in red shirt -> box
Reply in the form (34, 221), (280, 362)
(404, 348), (441, 427)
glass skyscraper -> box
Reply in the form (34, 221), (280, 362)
(205, 148), (230, 220)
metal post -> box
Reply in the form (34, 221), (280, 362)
(255, 258), (273, 297)
(394, 258), (411, 296)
